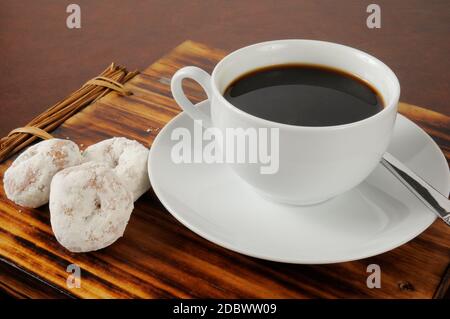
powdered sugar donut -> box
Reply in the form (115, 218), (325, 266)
(3, 138), (82, 208)
(82, 137), (150, 201)
(50, 162), (134, 252)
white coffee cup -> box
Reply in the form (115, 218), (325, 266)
(171, 40), (400, 205)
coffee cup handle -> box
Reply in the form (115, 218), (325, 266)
(171, 66), (212, 128)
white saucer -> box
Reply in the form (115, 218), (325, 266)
(148, 101), (450, 264)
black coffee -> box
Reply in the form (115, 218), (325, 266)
(223, 64), (384, 126)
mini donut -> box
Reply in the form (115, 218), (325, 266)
(82, 137), (150, 201)
(49, 161), (134, 252)
(3, 138), (82, 208)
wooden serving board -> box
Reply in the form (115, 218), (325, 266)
(0, 41), (449, 299)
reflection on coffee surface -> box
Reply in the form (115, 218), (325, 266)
(223, 64), (384, 126)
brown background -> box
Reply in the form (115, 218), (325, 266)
(0, 0), (449, 137)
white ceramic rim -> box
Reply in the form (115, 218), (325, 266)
(210, 39), (401, 130)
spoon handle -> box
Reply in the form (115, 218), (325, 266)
(381, 152), (450, 226)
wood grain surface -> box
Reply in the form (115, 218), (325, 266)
(0, 41), (449, 299)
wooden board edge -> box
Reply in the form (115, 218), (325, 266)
(433, 264), (450, 299)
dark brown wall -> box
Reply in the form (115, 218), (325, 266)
(1, 0), (449, 136)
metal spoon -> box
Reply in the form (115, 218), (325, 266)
(381, 152), (450, 226)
